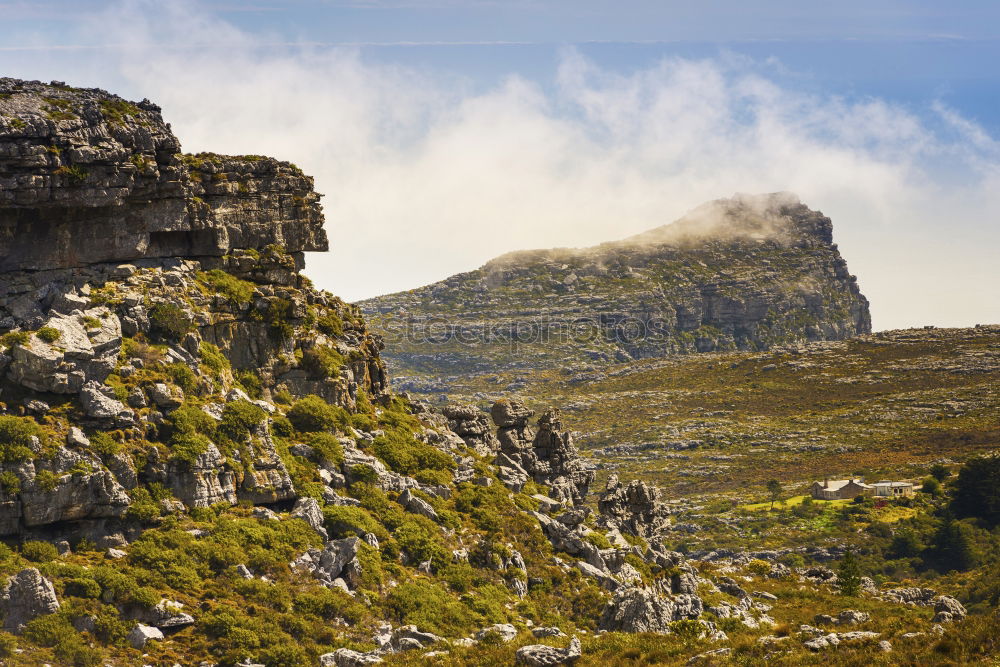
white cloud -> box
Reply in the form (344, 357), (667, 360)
(42, 0), (998, 329)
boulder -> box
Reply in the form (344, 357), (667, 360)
(516, 636), (581, 666)
(290, 497), (328, 539)
(476, 623), (518, 642)
(319, 649), (383, 666)
(599, 586), (703, 633)
(0, 568), (60, 633)
(398, 489), (439, 522)
(597, 475), (670, 538)
(128, 623), (164, 649)
(932, 596), (967, 622)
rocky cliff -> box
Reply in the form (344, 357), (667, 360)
(361, 192), (871, 381)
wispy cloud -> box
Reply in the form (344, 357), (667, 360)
(32, 0), (997, 329)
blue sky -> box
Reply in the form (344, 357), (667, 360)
(2, 1), (999, 327)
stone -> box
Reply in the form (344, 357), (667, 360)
(128, 623), (164, 649)
(319, 649), (383, 666)
(931, 595), (967, 622)
(293, 537), (364, 590)
(388, 625), (444, 651)
(1, 568), (60, 632)
(79, 382), (133, 423)
(532, 626), (567, 638)
(599, 586), (703, 633)
(476, 623), (518, 642)
(398, 488), (439, 522)
(148, 382), (184, 410)
(290, 497), (328, 539)
(147, 599), (195, 629)
(441, 403), (500, 456)
(515, 636), (582, 666)
(597, 475), (671, 538)
(66, 427), (90, 447)
(576, 561), (620, 591)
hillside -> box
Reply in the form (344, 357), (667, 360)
(1, 77), (998, 667)
(361, 192), (871, 378)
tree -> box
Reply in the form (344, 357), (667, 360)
(921, 477), (941, 497)
(838, 550), (861, 596)
(928, 514), (979, 572)
(930, 464), (951, 482)
(951, 455), (1000, 527)
(766, 479), (782, 510)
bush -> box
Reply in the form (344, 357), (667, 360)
(384, 580), (478, 637)
(0, 416), (42, 462)
(287, 395), (348, 433)
(21, 540), (58, 563)
(1, 331), (30, 348)
(237, 369), (263, 399)
(149, 302), (194, 339)
(166, 362), (198, 393)
(0, 471), (20, 495)
(170, 431), (212, 464)
(746, 559), (772, 576)
(323, 505), (388, 540)
(199, 341), (231, 377)
(301, 345), (345, 379)
(921, 477), (942, 496)
(0, 632), (15, 658)
(218, 399), (266, 444)
(307, 432), (344, 466)
(36, 326), (61, 343)
(34, 470), (61, 492)
(89, 431), (122, 456)
(373, 430), (454, 476)
(316, 311), (344, 337)
(63, 577), (101, 599)
(200, 269), (255, 305)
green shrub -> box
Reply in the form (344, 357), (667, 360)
(0, 471), (21, 495)
(166, 362), (198, 393)
(91, 605), (131, 645)
(0, 632), (15, 658)
(125, 487), (163, 521)
(746, 559), (772, 576)
(89, 431), (122, 456)
(293, 587), (367, 623)
(36, 326), (61, 343)
(218, 399), (266, 444)
(373, 430), (454, 476)
(286, 395), (348, 433)
(307, 432), (344, 465)
(170, 431), (212, 464)
(301, 345), (345, 379)
(394, 515), (447, 569)
(584, 531), (613, 550)
(1, 331), (30, 348)
(34, 470), (61, 492)
(323, 505), (388, 540)
(199, 341), (231, 377)
(414, 468), (451, 487)
(21, 540), (58, 563)
(63, 577), (101, 599)
(383, 579), (478, 637)
(0, 416), (42, 462)
(237, 369), (264, 399)
(316, 311), (344, 337)
(149, 302), (194, 339)
(200, 269), (255, 305)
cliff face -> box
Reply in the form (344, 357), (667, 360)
(361, 192), (871, 381)
(0, 77), (326, 272)
(0, 79), (385, 538)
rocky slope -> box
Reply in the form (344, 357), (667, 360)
(0, 78), (990, 667)
(361, 192), (871, 379)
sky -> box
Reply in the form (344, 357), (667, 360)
(2, 1), (999, 330)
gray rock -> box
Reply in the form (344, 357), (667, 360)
(532, 626), (567, 638)
(319, 649), (383, 666)
(388, 625), (444, 651)
(599, 586), (703, 633)
(398, 488), (439, 522)
(128, 623), (164, 649)
(290, 497), (328, 539)
(476, 623), (518, 642)
(516, 635), (582, 666)
(0, 568), (60, 633)
(932, 595), (967, 622)
(597, 475), (670, 538)
(80, 382), (133, 424)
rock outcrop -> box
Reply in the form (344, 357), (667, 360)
(0, 78), (326, 272)
(490, 400), (594, 505)
(362, 192), (871, 379)
(1, 568), (60, 633)
(597, 475), (671, 538)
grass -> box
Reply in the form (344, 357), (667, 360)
(739, 494), (852, 512)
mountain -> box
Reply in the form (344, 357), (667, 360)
(0, 77), (996, 667)
(361, 192), (871, 381)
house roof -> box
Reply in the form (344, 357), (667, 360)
(874, 481), (913, 488)
(814, 479), (872, 491)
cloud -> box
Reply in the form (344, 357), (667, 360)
(36, 0), (999, 329)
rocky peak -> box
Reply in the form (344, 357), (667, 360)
(0, 77), (326, 272)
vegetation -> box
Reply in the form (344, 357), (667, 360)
(149, 302), (194, 339)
